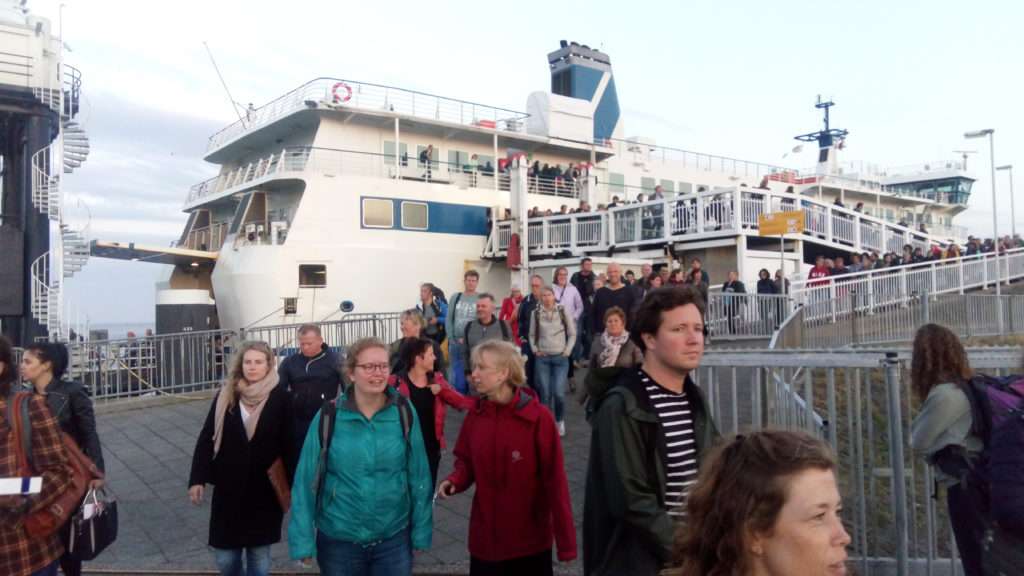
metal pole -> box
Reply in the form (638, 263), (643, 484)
(884, 353), (909, 576)
(989, 132), (1001, 296)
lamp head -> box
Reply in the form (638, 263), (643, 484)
(964, 129), (994, 139)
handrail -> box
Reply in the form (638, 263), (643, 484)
(185, 146), (582, 209)
(206, 77), (531, 156)
(486, 186), (961, 258)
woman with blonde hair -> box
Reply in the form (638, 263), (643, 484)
(438, 340), (576, 574)
(189, 341), (293, 576)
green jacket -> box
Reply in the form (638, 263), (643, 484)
(288, 387), (432, 559)
(583, 368), (719, 576)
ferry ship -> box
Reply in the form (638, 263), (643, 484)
(85, 41), (975, 334)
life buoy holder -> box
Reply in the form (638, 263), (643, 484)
(332, 82), (352, 104)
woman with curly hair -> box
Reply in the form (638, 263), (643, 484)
(909, 323), (984, 576)
(671, 429), (849, 576)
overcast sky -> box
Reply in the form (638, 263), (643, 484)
(29, 0), (1024, 325)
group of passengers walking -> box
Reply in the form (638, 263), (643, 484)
(2, 264), (1012, 576)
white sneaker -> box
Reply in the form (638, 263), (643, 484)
(558, 421), (566, 436)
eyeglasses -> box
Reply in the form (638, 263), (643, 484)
(355, 363), (389, 373)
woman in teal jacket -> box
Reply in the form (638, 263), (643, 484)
(289, 338), (432, 576)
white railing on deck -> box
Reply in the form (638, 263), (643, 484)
(207, 78), (530, 155)
(601, 138), (792, 183)
(487, 187), (958, 257)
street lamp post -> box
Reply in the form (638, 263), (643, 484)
(965, 129), (999, 296)
(997, 164), (1015, 239)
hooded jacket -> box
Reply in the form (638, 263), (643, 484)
(583, 368), (719, 576)
(445, 388), (577, 562)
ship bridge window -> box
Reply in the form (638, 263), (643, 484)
(362, 198), (394, 228)
(383, 141), (408, 166)
(402, 201), (429, 230)
(299, 264), (327, 288)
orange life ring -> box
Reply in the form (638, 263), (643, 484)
(332, 82), (352, 104)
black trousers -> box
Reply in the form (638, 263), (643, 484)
(427, 448), (441, 490)
(947, 482), (987, 576)
(470, 550), (553, 576)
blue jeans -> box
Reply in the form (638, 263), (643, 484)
(572, 315), (590, 362)
(316, 528), (412, 576)
(534, 354), (569, 423)
(213, 546), (271, 576)
(448, 340), (468, 394)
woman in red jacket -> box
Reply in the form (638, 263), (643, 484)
(437, 340), (576, 575)
(388, 337), (474, 488)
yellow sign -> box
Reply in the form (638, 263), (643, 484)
(758, 211), (805, 236)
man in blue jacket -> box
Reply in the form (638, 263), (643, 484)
(278, 324), (342, 456)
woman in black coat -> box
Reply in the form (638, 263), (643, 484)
(189, 341), (293, 576)
(756, 268), (781, 331)
(20, 342), (105, 576)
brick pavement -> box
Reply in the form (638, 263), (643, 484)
(87, 384), (593, 575)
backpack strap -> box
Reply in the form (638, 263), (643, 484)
(557, 305), (570, 335)
(500, 318), (510, 341)
(395, 395), (413, 443)
(313, 399), (338, 512)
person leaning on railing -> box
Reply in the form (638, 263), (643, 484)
(0, 336), (76, 576)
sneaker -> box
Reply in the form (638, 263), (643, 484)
(558, 421), (566, 437)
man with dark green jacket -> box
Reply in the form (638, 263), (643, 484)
(583, 286), (719, 576)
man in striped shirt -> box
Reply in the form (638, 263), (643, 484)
(583, 286), (720, 576)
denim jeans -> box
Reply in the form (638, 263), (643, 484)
(448, 340), (468, 394)
(534, 354), (569, 422)
(316, 528), (412, 576)
(573, 315), (591, 362)
(213, 546), (271, 576)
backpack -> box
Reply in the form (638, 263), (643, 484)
(311, 394), (414, 512)
(6, 391), (102, 537)
(933, 375), (1024, 534)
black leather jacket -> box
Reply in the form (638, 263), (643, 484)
(38, 379), (105, 472)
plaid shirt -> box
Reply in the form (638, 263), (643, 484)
(0, 394), (73, 576)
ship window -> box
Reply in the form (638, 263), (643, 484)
(607, 173), (625, 195)
(641, 177), (657, 192)
(383, 141), (408, 166)
(283, 298), (298, 315)
(299, 265), (327, 288)
(401, 201), (429, 230)
(477, 154), (495, 175)
(659, 180), (675, 194)
(362, 198), (394, 228)
(448, 150), (469, 174)
(678, 181), (693, 195)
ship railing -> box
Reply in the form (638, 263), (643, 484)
(699, 346), (1023, 575)
(789, 246), (1024, 320)
(488, 186), (956, 257)
(240, 312), (403, 359)
(185, 146), (580, 209)
(601, 137), (793, 183)
(206, 77), (530, 155)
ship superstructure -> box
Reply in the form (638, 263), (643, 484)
(92, 41), (972, 333)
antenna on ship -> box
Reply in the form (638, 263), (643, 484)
(953, 149), (977, 171)
(794, 95), (849, 175)
(202, 41), (247, 126)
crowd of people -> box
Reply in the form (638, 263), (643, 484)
(1, 255), (1018, 576)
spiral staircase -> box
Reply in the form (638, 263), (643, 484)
(28, 65), (90, 340)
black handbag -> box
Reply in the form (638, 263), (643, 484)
(65, 488), (118, 561)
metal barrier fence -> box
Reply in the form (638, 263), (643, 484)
(70, 313), (403, 402)
(796, 291), (1024, 348)
(700, 347), (1024, 576)
(705, 293), (792, 339)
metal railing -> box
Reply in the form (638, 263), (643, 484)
(705, 293), (792, 340)
(699, 347), (1024, 575)
(206, 78), (530, 155)
(184, 146), (581, 209)
(73, 313), (404, 402)
(488, 186), (958, 258)
(602, 137), (794, 183)
(796, 291), (1024, 349)
(790, 247), (1024, 312)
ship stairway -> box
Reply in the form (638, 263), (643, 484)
(485, 187), (961, 263)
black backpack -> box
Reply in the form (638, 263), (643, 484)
(311, 395), (414, 512)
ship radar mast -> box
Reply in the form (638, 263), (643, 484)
(795, 96), (848, 175)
